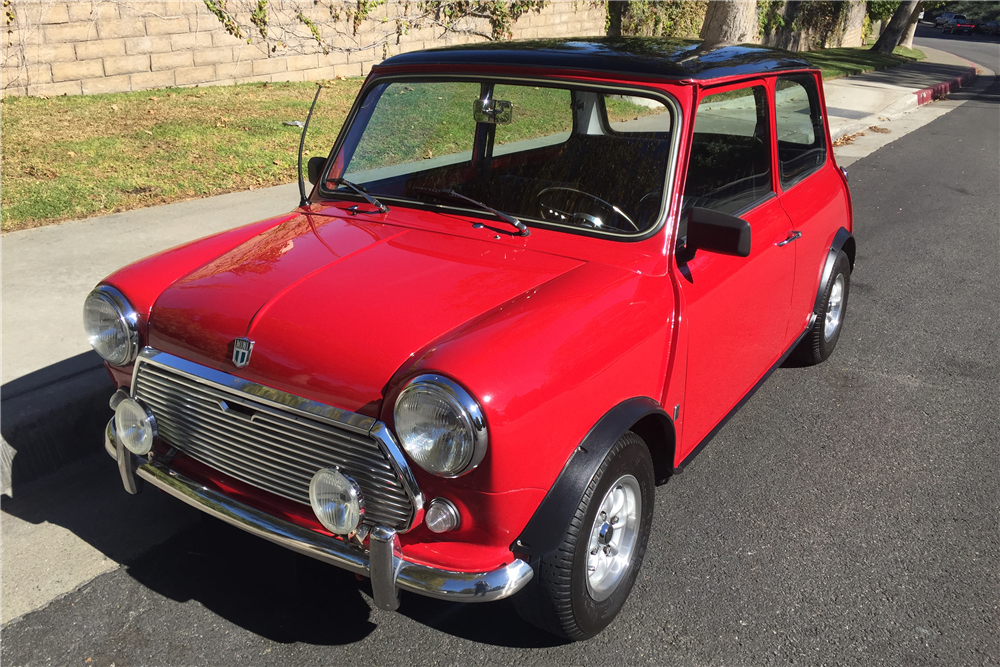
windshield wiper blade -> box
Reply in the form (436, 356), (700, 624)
(332, 177), (390, 214)
(413, 187), (529, 237)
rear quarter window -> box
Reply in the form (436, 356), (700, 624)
(774, 75), (827, 190)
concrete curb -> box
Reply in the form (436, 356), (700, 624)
(913, 66), (978, 105)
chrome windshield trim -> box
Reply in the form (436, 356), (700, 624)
(130, 348), (424, 530)
(320, 73), (683, 243)
(134, 459), (533, 603)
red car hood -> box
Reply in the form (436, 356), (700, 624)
(147, 213), (582, 413)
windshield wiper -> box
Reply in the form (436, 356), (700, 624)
(332, 177), (390, 214)
(412, 187), (529, 237)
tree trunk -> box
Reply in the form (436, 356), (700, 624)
(699, 1), (759, 45)
(898, 1), (923, 49)
(871, 0), (919, 54)
(607, 0), (624, 37)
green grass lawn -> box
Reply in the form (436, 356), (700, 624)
(800, 45), (925, 79)
(0, 44), (924, 233)
(0, 79), (363, 232)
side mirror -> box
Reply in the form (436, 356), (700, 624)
(687, 207), (751, 257)
(473, 99), (513, 125)
(307, 156), (327, 185)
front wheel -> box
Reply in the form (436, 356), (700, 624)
(513, 432), (654, 640)
(794, 249), (851, 365)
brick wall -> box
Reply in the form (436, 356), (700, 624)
(1, 1), (607, 98)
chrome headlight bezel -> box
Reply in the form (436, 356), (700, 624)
(83, 285), (140, 367)
(393, 374), (488, 478)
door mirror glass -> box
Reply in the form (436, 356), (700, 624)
(473, 99), (513, 125)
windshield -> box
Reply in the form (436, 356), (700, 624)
(322, 79), (676, 237)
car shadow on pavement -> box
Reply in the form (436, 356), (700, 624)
(1, 351), (114, 491)
(397, 595), (569, 649)
(122, 513), (567, 648)
(2, 451), (563, 648)
(121, 516), (381, 645)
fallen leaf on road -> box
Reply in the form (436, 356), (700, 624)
(868, 125), (890, 134)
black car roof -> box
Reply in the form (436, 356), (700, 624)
(376, 37), (814, 81)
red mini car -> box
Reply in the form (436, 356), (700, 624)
(85, 38), (854, 640)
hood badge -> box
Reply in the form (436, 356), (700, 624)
(232, 338), (254, 368)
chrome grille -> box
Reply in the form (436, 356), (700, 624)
(133, 358), (415, 530)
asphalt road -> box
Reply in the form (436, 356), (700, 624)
(2, 41), (998, 667)
(913, 22), (1000, 75)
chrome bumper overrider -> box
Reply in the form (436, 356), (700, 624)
(105, 420), (532, 608)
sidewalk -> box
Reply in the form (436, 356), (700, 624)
(0, 46), (986, 492)
(823, 45), (982, 140)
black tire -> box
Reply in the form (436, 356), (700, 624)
(794, 250), (851, 365)
(513, 432), (655, 640)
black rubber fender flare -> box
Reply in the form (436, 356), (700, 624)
(814, 227), (855, 315)
(510, 397), (673, 560)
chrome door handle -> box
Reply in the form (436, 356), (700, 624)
(776, 231), (802, 247)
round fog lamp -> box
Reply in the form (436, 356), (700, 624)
(424, 498), (460, 534)
(309, 467), (364, 536)
(114, 397), (157, 456)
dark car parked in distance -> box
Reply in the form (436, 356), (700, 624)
(943, 17), (975, 34)
(976, 20), (1000, 35)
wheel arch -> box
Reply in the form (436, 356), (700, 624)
(510, 397), (674, 560)
(814, 227), (855, 314)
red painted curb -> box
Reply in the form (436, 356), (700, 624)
(914, 67), (978, 105)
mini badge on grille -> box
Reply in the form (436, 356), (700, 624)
(232, 337), (254, 368)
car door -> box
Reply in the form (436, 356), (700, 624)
(772, 72), (850, 339)
(675, 79), (796, 457)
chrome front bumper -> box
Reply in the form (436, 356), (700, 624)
(105, 420), (532, 609)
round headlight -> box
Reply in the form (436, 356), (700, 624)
(114, 397), (156, 456)
(83, 286), (139, 366)
(309, 467), (364, 536)
(393, 375), (487, 477)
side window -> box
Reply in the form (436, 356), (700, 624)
(774, 75), (827, 189)
(603, 95), (673, 133)
(684, 85), (772, 214)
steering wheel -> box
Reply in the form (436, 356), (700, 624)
(536, 187), (639, 232)
(635, 190), (663, 228)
